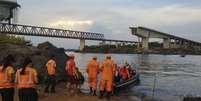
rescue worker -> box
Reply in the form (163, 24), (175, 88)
(44, 55), (57, 93)
(127, 65), (135, 78)
(86, 56), (99, 96)
(0, 55), (15, 101)
(15, 57), (38, 101)
(99, 55), (115, 99)
(119, 66), (130, 81)
(66, 54), (76, 95)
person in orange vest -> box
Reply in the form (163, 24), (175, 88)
(119, 66), (130, 81)
(99, 55), (115, 99)
(86, 56), (99, 96)
(15, 57), (38, 101)
(44, 55), (57, 93)
(0, 55), (15, 101)
(66, 54), (76, 95)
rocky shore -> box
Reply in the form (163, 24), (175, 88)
(0, 42), (69, 82)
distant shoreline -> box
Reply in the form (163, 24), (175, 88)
(65, 51), (201, 55)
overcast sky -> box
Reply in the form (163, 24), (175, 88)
(16, 0), (201, 49)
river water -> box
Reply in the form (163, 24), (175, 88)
(68, 52), (201, 101)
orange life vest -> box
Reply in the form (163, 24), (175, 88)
(120, 67), (129, 79)
(0, 66), (14, 88)
(87, 60), (99, 78)
(101, 59), (115, 81)
(16, 67), (37, 88)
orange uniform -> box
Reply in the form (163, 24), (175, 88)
(66, 59), (76, 76)
(0, 66), (14, 88)
(86, 59), (99, 90)
(15, 67), (38, 88)
(46, 59), (56, 75)
(100, 59), (115, 92)
(120, 67), (130, 80)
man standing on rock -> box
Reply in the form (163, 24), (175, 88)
(44, 55), (57, 93)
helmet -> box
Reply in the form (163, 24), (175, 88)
(105, 54), (111, 58)
(92, 56), (97, 60)
(67, 52), (75, 58)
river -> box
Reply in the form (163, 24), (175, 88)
(67, 52), (201, 101)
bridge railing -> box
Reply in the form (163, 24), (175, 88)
(0, 23), (105, 40)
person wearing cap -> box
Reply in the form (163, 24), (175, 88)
(99, 55), (115, 99)
(44, 55), (57, 93)
(86, 56), (99, 96)
(65, 54), (76, 95)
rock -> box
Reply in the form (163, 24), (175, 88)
(0, 42), (69, 83)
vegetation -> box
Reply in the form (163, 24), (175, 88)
(84, 44), (138, 53)
(0, 35), (31, 45)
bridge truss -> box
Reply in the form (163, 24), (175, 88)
(0, 23), (104, 40)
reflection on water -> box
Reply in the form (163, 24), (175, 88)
(67, 52), (201, 101)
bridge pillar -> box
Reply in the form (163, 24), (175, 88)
(163, 38), (171, 49)
(102, 41), (106, 45)
(142, 37), (149, 50)
(115, 42), (119, 48)
(172, 39), (178, 48)
(80, 39), (85, 51)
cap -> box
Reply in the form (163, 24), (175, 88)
(67, 52), (75, 57)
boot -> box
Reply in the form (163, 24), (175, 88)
(93, 90), (97, 96)
(99, 91), (104, 99)
(89, 87), (93, 95)
(44, 86), (49, 93)
(106, 92), (111, 100)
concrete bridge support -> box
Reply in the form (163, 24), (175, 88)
(142, 37), (149, 50)
(115, 42), (119, 48)
(80, 39), (85, 51)
(163, 38), (171, 49)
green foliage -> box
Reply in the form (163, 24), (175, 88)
(85, 44), (137, 53)
(0, 35), (30, 45)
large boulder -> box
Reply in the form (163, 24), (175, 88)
(0, 42), (69, 83)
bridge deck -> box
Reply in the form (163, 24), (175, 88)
(0, 23), (104, 40)
(130, 26), (201, 45)
(0, 23), (136, 43)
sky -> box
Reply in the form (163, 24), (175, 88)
(15, 0), (201, 49)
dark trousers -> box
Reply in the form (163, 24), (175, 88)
(0, 88), (14, 101)
(45, 75), (56, 93)
(18, 88), (38, 101)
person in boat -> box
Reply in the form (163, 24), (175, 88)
(114, 64), (120, 83)
(86, 56), (99, 96)
(99, 55), (115, 100)
(127, 65), (136, 78)
(119, 65), (130, 81)
(44, 55), (57, 93)
(0, 55), (15, 101)
(65, 54), (77, 95)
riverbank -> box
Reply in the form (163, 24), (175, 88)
(82, 44), (201, 55)
(80, 49), (201, 55)
(12, 83), (142, 101)
(38, 85), (140, 101)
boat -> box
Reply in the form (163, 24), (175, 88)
(180, 54), (186, 57)
(114, 72), (140, 88)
